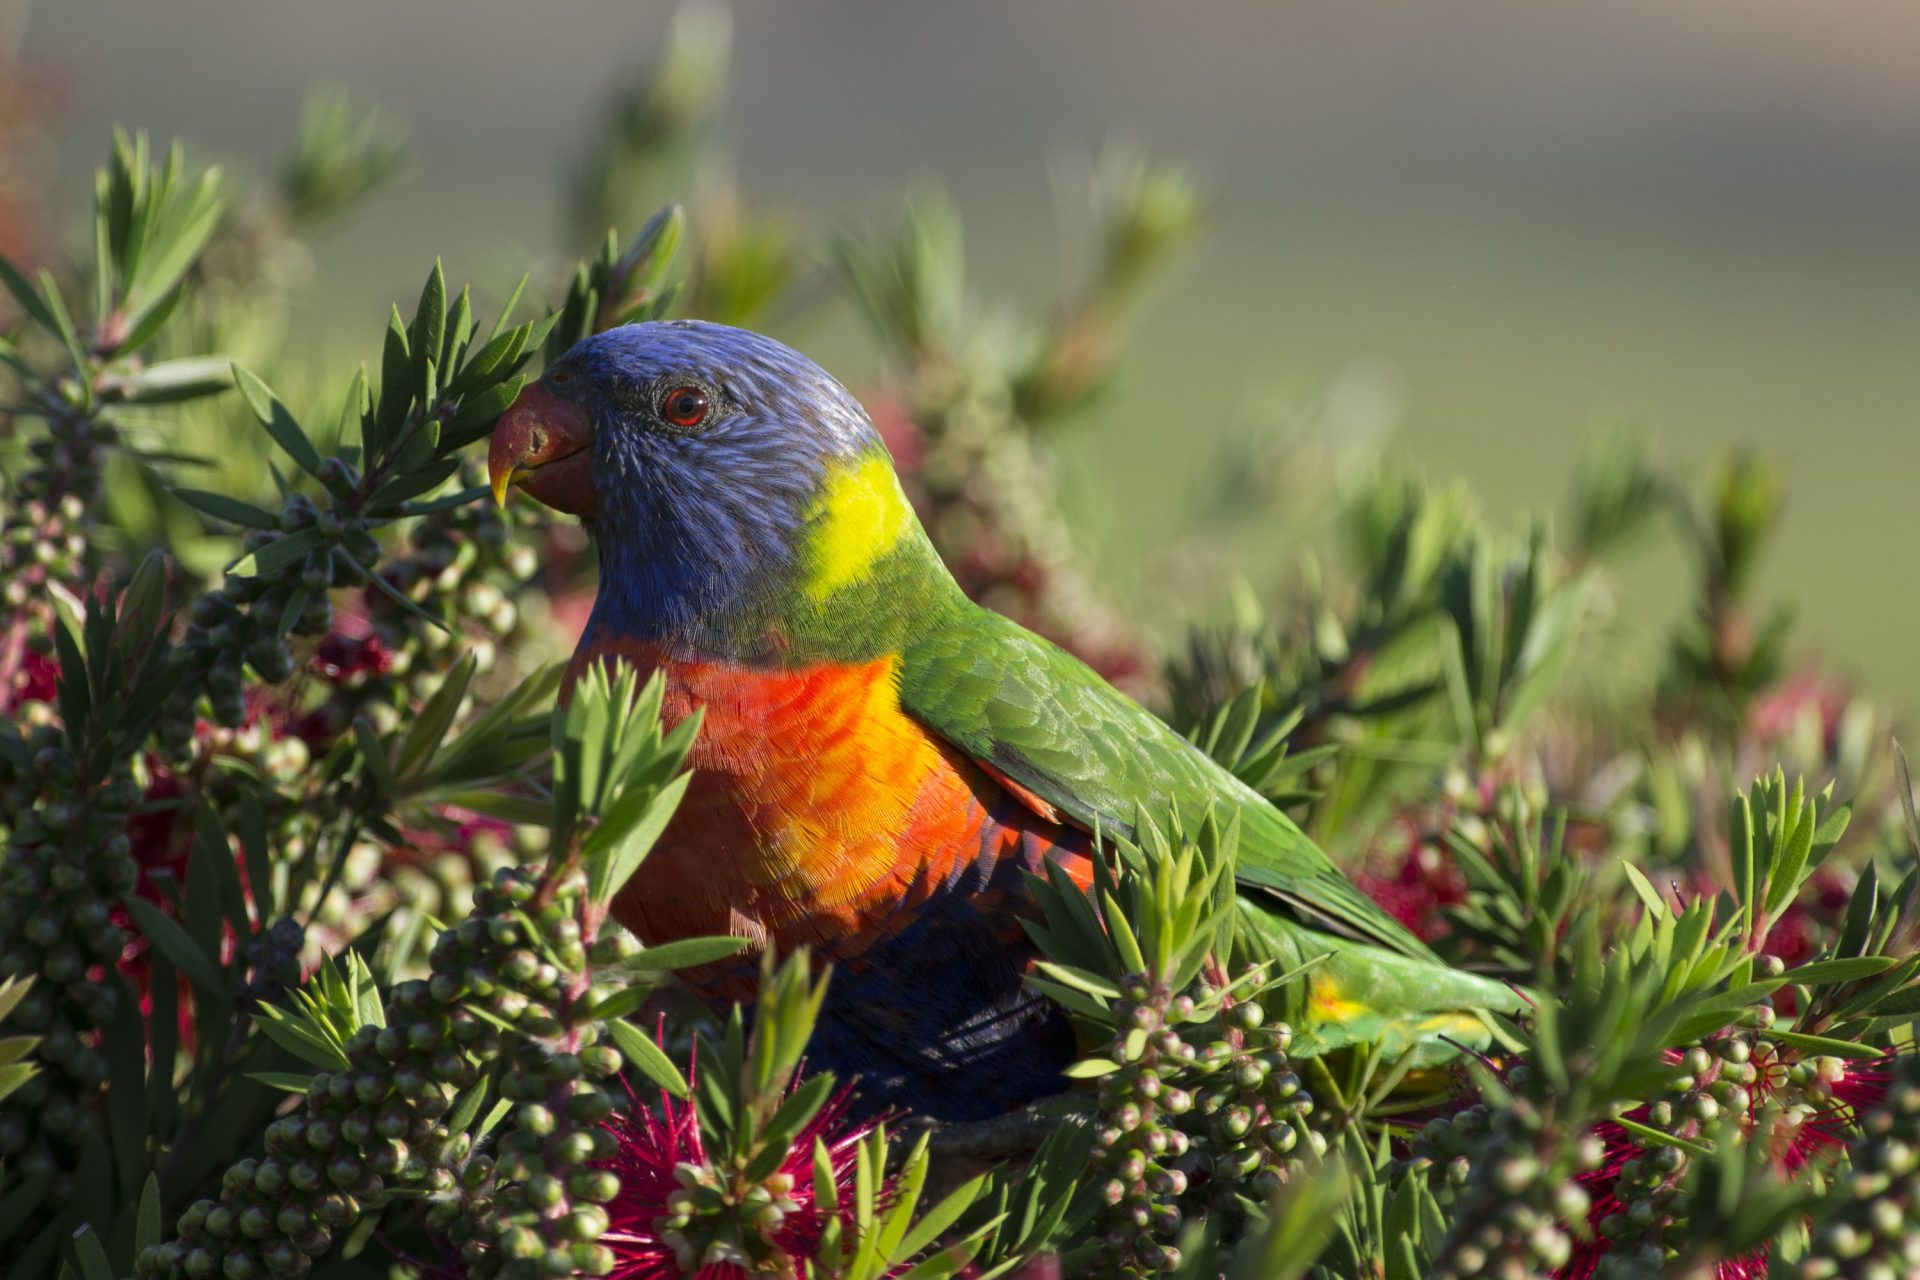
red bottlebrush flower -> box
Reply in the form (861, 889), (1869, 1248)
(107, 763), (204, 1050)
(1746, 667), (1851, 756)
(1558, 1050), (1894, 1280)
(312, 629), (396, 686)
(1758, 1048), (1890, 1173)
(125, 763), (192, 898)
(388, 805), (515, 871)
(1558, 1109), (1770, 1280)
(3, 647), (59, 710)
(1356, 834), (1467, 943)
(861, 390), (925, 476)
(550, 588), (596, 650)
(600, 1074), (885, 1279)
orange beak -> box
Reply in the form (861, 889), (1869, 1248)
(487, 380), (600, 516)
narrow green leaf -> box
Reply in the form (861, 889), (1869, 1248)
(0, 1035), (37, 1068)
(237, 791), (274, 923)
(122, 896), (224, 997)
(366, 455), (461, 509)
(0, 253), (60, 335)
(1778, 956), (1900, 987)
(172, 488), (280, 529)
(1101, 890), (1148, 975)
(353, 716), (398, 797)
(116, 279), (186, 356)
(231, 364), (323, 475)
(410, 260), (447, 395)
(761, 1072), (837, 1154)
(105, 977), (147, 1195)
(69, 1225), (114, 1280)
(38, 267), (88, 375)
(585, 771), (693, 907)
(1613, 1116), (1712, 1157)
(609, 935), (750, 974)
(395, 653), (474, 779)
(184, 820), (224, 978)
(116, 356), (233, 404)
(606, 1018), (688, 1098)
(896, 1172), (989, 1262)
(1622, 864), (1668, 925)
(1766, 1030), (1887, 1060)
(1061, 1057), (1123, 1079)
(372, 306), (411, 453)
(346, 553), (448, 632)
(0, 1061), (35, 1105)
(1031, 961), (1122, 1001)
(1764, 798), (1819, 919)
(445, 1076), (492, 1136)
(227, 527), (328, 578)
(1023, 976), (1112, 1021)
(0, 977), (34, 1024)
(583, 986), (652, 1023)
(250, 1008), (350, 1071)
(1729, 789), (1754, 924)
(135, 1172), (163, 1251)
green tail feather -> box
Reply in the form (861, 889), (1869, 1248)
(1234, 900), (1527, 1068)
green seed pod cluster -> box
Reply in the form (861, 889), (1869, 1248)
(360, 461), (545, 706)
(1798, 1052), (1920, 1280)
(157, 461), (543, 745)
(1591, 1035), (1768, 1277)
(176, 712), (316, 809)
(134, 862), (623, 1280)
(1086, 970), (1315, 1277)
(1, 494), (92, 616)
(135, 979), (488, 1280)
(0, 402), (111, 617)
(653, 1158), (804, 1275)
(0, 722), (143, 1211)
(167, 461), (547, 759)
(160, 513), (363, 742)
(237, 918), (310, 1011)
(302, 821), (533, 983)
(428, 864), (625, 1279)
(1406, 1027), (1813, 1279)
(1423, 1094), (1598, 1280)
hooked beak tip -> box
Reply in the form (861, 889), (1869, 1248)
(489, 465), (517, 508)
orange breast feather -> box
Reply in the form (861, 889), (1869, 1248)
(573, 642), (1087, 958)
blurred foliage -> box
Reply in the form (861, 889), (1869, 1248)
(2, 9), (1920, 1280)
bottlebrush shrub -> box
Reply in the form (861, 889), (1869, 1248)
(7, 24), (1920, 1278)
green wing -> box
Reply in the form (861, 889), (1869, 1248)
(898, 604), (1437, 961)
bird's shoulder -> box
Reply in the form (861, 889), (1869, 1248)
(897, 603), (1438, 961)
(896, 603), (1200, 827)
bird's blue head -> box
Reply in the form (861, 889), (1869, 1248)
(489, 320), (935, 657)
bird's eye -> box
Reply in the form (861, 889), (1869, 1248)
(544, 366), (581, 400)
(659, 385), (710, 429)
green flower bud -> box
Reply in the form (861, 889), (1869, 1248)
(561, 1206), (610, 1242)
(569, 1170), (620, 1204)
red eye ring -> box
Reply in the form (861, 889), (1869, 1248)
(660, 385), (710, 429)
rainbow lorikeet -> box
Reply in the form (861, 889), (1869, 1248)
(488, 321), (1516, 1121)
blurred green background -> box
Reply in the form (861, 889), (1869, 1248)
(16, 0), (1920, 709)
